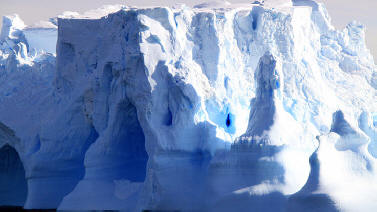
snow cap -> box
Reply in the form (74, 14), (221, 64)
(0, 14), (26, 40)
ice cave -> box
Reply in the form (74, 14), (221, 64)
(0, 144), (27, 207)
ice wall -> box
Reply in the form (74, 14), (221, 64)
(0, 1), (376, 211)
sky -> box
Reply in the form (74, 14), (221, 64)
(0, 0), (376, 62)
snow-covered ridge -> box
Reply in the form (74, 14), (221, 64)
(0, 1), (376, 211)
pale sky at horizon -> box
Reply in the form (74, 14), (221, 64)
(0, 0), (376, 62)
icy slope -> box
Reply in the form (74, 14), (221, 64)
(0, 0), (376, 211)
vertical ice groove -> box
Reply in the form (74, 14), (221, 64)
(190, 12), (220, 83)
(359, 111), (377, 158)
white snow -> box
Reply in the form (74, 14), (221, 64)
(0, 0), (376, 211)
(194, 1), (232, 8)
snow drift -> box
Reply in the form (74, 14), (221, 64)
(0, 0), (376, 211)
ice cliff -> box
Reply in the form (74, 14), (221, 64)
(0, 1), (376, 211)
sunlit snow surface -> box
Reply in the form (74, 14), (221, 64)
(0, 0), (376, 211)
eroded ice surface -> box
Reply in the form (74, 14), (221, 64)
(0, 0), (376, 211)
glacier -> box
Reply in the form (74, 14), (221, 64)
(0, 0), (376, 211)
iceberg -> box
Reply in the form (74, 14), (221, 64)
(0, 0), (376, 211)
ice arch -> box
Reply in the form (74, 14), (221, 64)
(59, 100), (148, 210)
(101, 100), (149, 182)
(0, 144), (27, 206)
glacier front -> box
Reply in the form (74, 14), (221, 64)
(0, 1), (376, 211)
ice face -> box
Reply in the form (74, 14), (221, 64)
(0, 1), (376, 211)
